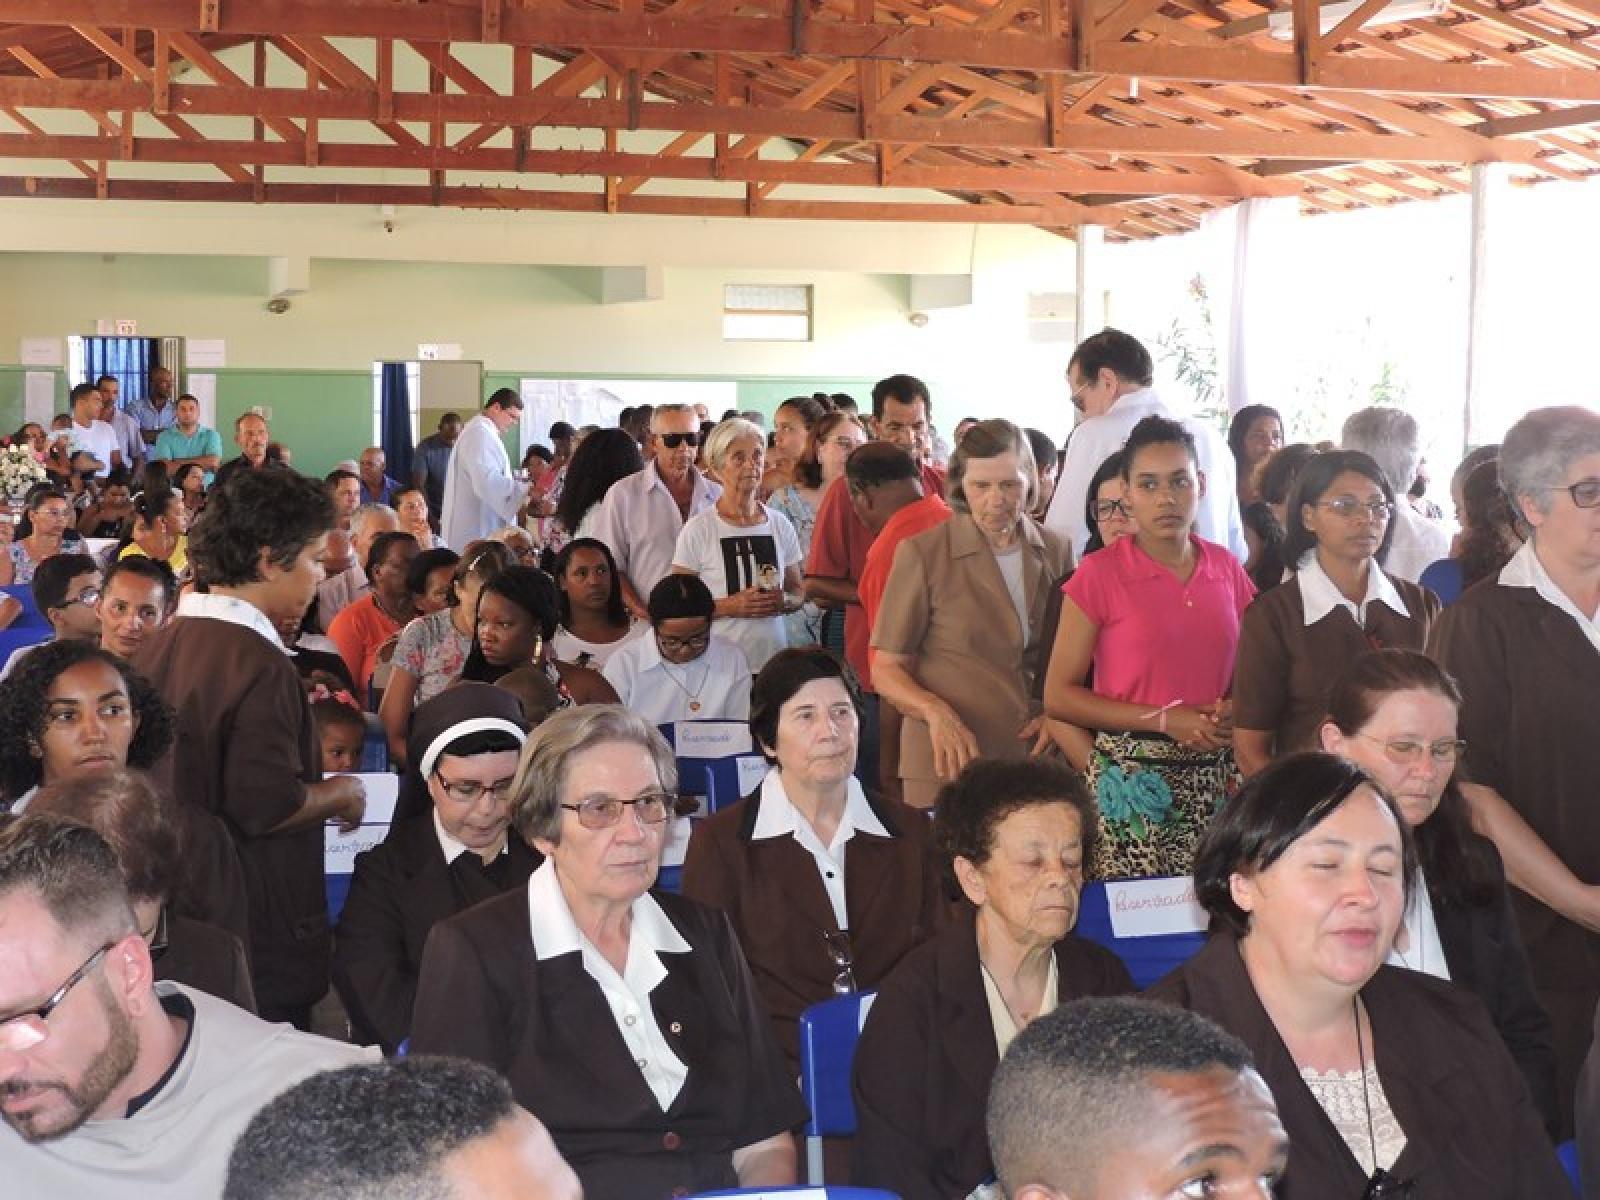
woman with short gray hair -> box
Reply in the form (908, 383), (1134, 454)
(1430, 403), (1600, 1135)
(874, 418), (1072, 808)
(671, 417), (804, 672)
(410, 703), (806, 1199)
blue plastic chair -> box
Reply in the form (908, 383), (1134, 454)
(1074, 880), (1206, 990)
(1557, 1138), (1580, 1193)
(687, 1189), (898, 1199)
(798, 990), (877, 1186)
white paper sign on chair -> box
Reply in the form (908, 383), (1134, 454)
(1105, 876), (1208, 939)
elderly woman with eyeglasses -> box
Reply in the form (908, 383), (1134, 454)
(682, 646), (940, 1067)
(852, 758), (1133, 1200)
(1232, 450), (1440, 780)
(1430, 405), (1600, 1137)
(333, 683), (538, 1054)
(410, 704), (806, 1200)
(1148, 752), (1569, 1199)
(1318, 649), (1557, 1137)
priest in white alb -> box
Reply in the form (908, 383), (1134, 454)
(440, 388), (526, 550)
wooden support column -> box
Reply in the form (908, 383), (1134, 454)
(304, 56), (319, 166)
(1074, 223), (1106, 351)
(152, 31), (170, 114)
(1464, 162), (1509, 449)
(252, 35), (265, 202)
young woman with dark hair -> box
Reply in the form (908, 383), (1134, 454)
(550, 537), (642, 670)
(1232, 450), (1439, 778)
(1044, 416), (1256, 880)
(460, 565), (617, 705)
(379, 540), (513, 766)
(1226, 404), (1283, 506)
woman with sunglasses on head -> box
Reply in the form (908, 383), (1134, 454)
(1232, 451), (1440, 780)
(601, 574), (753, 724)
(551, 537), (644, 670)
(460, 564), (618, 705)
(335, 683), (538, 1054)
(682, 646), (940, 1069)
(1148, 752), (1569, 1199)
(379, 540), (512, 765)
(1319, 649), (1557, 1137)
(0, 486), (85, 586)
(411, 704), (806, 1199)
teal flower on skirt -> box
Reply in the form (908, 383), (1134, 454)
(1096, 765), (1175, 840)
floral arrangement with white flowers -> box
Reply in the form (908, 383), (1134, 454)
(0, 440), (47, 501)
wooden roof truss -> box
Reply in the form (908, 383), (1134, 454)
(0, 0), (1596, 237)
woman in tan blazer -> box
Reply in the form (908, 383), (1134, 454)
(871, 419), (1073, 808)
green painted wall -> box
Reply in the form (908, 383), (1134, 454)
(211, 369), (372, 479)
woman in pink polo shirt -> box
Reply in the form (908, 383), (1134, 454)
(1044, 415), (1255, 880)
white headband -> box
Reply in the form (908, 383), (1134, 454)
(418, 717), (527, 780)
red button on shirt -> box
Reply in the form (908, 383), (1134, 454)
(662, 1131), (683, 1151)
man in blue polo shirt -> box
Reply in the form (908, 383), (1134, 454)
(129, 366), (178, 446)
(152, 394), (224, 483)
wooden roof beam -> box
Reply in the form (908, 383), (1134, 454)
(0, 128), (1307, 198)
(0, 75), (1534, 163)
(0, 173), (1124, 226)
(0, 3), (1080, 73)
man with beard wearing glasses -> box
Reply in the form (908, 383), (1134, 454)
(0, 815), (368, 1198)
(587, 403), (721, 619)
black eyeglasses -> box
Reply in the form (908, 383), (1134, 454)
(659, 432), (701, 449)
(822, 930), (857, 995)
(434, 770), (517, 804)
(656, 628), (712, 653)
(1544, 478), (1600, 509)
(0, 942), (116, 1052)
(1092, 498), (1132, 521)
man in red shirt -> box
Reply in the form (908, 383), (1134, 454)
(850, 443), (951, 798)
(804, 375), (944, 785)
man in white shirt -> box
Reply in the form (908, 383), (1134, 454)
(441, 389), (526, 550)
(94, 375), (145, 473)
(1341, 406), (1451, 583)
(65, 383), (119, 479)
(0, 815), (371, 1199)
(1042, 329), (1246, 562)
(587, 403), (721, 617)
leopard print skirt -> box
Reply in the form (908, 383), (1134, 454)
(1083, 731), (1240, 881)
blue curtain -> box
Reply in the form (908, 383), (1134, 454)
(81, 337), (156, 407)
(379, 363), (415, 482)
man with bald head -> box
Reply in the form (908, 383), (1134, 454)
(225, 1056), (581, 1200)
(987, 997), (1289, 1200)
(317, 503), (400, 628)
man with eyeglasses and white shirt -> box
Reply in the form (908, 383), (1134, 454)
(0, 815), (370, 1199)
(1042, 329), (1246, 563)
(587, 404), (722, 620)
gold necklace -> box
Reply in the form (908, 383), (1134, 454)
(660, 656), (711, 713)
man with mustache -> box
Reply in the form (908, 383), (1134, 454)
(0, 815), (369, 1197)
